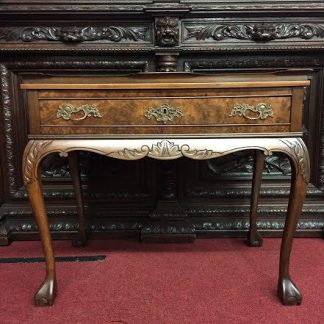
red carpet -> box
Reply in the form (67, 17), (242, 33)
(0, 238), (323, 324)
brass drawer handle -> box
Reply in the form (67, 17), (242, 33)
(229, 103), (273, 120)
(144, 103), (184, 124)
(57, 103), (102, 121)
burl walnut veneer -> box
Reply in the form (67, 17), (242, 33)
(20, 72), (309, 306)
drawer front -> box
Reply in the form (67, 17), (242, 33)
(29, 88), (295, 135)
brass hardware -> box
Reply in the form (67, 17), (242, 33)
(144, 103), (183, 124)
(57, 103), (102, 121)
(229, 103), (273, 120)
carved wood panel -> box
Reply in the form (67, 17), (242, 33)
(182, 19), (324, 48)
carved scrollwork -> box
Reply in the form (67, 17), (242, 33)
(108, 147), (149, 160)
(20, 138), (310, 206)
(155, 17), (179, 47)
(108, 140), (222, 160)
(103, 138), (309, 190)
(185, 23), (324, 42)
(182, 148), (222, 160)
(107, 140), (175, 160)
(109, 140), (183, 160)
(0, 26), (150, 43)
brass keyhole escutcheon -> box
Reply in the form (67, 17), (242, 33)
(144, 103), (184, 124)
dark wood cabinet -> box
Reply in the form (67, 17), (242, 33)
(1, 1), (324, 244)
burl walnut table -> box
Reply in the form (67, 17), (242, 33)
(20, 72), (310, 306)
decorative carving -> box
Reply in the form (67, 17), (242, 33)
(204, 152), (291, 177)
(144, 103), (183, 124)
(183, 148), (222, 160)
(0, 26), (150, 43)
(185, 23), (324, 42)
(57, 103), (102, 121)
(107, 147), (148, 160)
(1, 216), (323, 239)
(186, 183), (322, 199)
(23, 141), (52, 185)
(205, 152), (255, 175)
(265, 154), (291, 175)
(155, 17), (179, 47)
(24, 61), (147, 70)
(108, 140), (222, 160)
(141, 222), (195, 235)
(61, 138), (303, 171)
(229, 103), (273, 120)
(0, 64), (17, 196)
(184, 56), (324, 72)
(7, 60), (149, 71)
(109, 140), (181, 160)
(41, 157), (71, 178)
(280, 138), (310, 184)
(248, 24), (278, 42)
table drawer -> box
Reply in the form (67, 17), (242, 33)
(33, 92), (291, 135)
(21, 73), (309, 136)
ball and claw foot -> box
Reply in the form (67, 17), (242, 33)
(247, 230), (263, 247)
(34, 278), (57, 306)
(278, 278), (302, 306)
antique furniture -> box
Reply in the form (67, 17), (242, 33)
(0, 0), (323, 305)
(1, 2), (324, 243)
(20, 72), (309, 306)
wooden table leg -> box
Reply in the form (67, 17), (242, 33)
(247, 150), (265, 247)
(67, 151), (87, 247)
(277, 138), (310, 305)
(21, 137), (309, 306)
(23, 140), (56, 306)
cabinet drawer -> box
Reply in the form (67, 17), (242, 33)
(21, 73), (309, 136)
(33, 91), (291, 135)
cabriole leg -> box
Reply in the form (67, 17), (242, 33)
(23, 140), (57, 306)
(278, 139), (309, 305)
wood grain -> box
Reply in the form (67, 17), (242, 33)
(21, 74), (308, 136)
